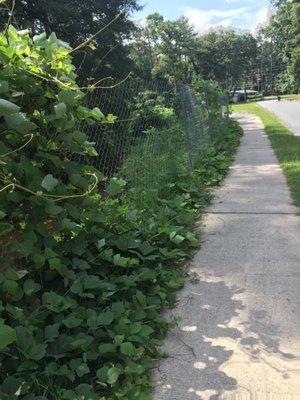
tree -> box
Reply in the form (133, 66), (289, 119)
(291, 0), (300, 91)
(194, 29), (257, 91)
(261, 0), (299, 92)
(0, 0), (141, 82)
(130, 14), (197, 83)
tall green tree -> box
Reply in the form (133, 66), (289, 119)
(194, 29), (257, 90)
(261, 0), (299, 92)
(131, 14), (197, 83)
(292, 0), (300, 91)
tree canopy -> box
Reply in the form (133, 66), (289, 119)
(0, 0), (298, 92)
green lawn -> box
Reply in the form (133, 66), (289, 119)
(232, 103), (300, 209)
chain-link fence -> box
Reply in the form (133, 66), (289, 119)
(75, 80), (229, 191)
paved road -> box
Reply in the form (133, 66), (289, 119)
(153, 114), (300, 399)
(259, 100), (300, 137)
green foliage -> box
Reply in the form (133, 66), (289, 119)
(0, 27), (242, 399)
(127, 90), (174, 133)
(261, 0), (300, 93)
(131, 15), (258, 89)
(0, 0), (140, 83)
(195, 29), (257, 90)
(131, 14), (196, 82)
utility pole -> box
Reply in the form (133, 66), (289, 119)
(260, 58), (264, 94)
(270, 39), (274, 95)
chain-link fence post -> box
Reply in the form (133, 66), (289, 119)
(178, 83), (193, 171)
(204, 87), (214, 141)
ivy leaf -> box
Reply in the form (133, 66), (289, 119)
(138, 242), (155, 256)
(114, 335), (124, 346)
(139, 325), (154, 337)
(106, 113), (117, 124)
(0, 98), (20, 115)
(58, 90), (79, 106)
(15, 327), (47, 360)
(18, 29), (30, 36)
(113, 254), (130, 267)
(0, 324), (17, 349)
(2, 279), (18, 295)
(33, 32), (47, 44)
(28, 343), (47, 360)
(5, 113), (37, 133)
(84, 144), (98, 157)
(45, 324), (60, 340)
(70, 358), (90, 378)
(73, 130), (87, 143)
(54, 102), (67, 118)
(120, 342), (134, 356)
(87, 311), (114, 327)
(62, 314), (83, 329)
(5, 268), (20, 281)
(0, 222), (13, 237)
(90, 107), (104, 121)
(96, 366), (109, 382)
(135, 290), (147, 307)
(169, 230), (185, 244)
(130, 322), (142, 334)
(49, 257), (61, 271)
(61, 218), (78, 231)
(83, 275), (103, 289)
(75, 363), (90, 377)
(97, 238), (105, 249)
(33, 254), (46, 268)
(99, 311), (114, 326)
(70, 333), (93, 349)
(106, 178), (126, 196)
(98, 343), (116, 354)
(107, 367), (121, 385)
(41, 174), (59, 192)
(23, 279), (41, 296)
(45, 202), (63, 215)
(0, 376), (23, 397)
(44, 292), (73, 312)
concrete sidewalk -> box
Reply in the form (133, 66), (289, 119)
(153, 114), (300, 399)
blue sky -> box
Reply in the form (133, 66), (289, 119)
(134, 0), (272, 33)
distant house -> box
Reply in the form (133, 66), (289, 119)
(232, 90), (258, 103)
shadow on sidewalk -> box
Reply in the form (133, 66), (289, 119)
(153, 280), (243, 399)
(153, 277), (296, 399)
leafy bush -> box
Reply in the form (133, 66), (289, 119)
(126, 89), (174, 135)
(0, 27), (242, 399)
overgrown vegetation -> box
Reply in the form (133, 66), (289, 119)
(0, 27), (242, 399)
(232, 103), (300, 208)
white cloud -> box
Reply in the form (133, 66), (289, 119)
(182, 5), (269, 33)
(255, 7), (270, 27)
